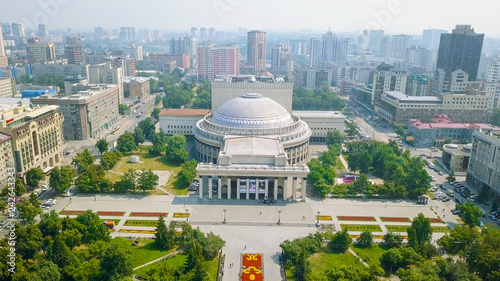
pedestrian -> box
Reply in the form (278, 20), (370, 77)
(259, 211), (262, 215)
(443, 208), (445, 212)
(443, 215), (445, 218)
(244, 245), (246, 249)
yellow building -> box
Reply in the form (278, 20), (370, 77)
(0, 103), (64, 177)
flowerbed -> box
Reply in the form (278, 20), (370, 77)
(59, 210), (86, 215)
(130, 212), (168, 217)
(340, 224), (382, 232)
(337, 216), (376, 221)
(241, 253), (263, 281)
(380, 217), (411, 222)
(428, 218), (444, 223)
(97, 211), (125, 216)
(317, 215), (333, 221)
(124, 220), (158, 227)
(118, 229), (157, 234)
(173, 212), (190, 218)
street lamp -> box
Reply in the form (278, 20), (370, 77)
(316, 211), (321, 227)
(223, 209), (227, 224)
(277, 210), (282, 225)
(185, 208), (189, 222)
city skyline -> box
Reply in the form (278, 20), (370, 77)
(1, 0), (500, 37)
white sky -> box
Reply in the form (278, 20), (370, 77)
(0, 0), (497, 37)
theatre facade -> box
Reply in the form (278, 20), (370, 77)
(194, 93), (311, 201)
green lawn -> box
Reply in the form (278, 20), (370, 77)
(105, 172), (122, 183)
(351, 244), (388, 267)
(340, 224), (383, 232)
(124, 220), (159, 227)
(306, 250), (366, 279)
(110, 237), (174, 268)
(134, 253), (219, 281)
(385, 225), (450, 233)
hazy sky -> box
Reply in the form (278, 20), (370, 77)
(1, 0), (498, 37)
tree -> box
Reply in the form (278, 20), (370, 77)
(49, 165), (78, 194)
(155, 95), (162, 106)
(15, 177), (27, 196)
(148, 146), (163, 157)
(29, 192), (41, 209)
(201, 232), (226, 260)
(115, 169), (138, 192)
(75, 164), (111, 192)
(491, 108), (500, 126)
(138, 169), (159, 193)
(28, 261), (61, 281)
(119, 104), (129, 114)
(72, 149), (95, 174)
(456, 201), (483, 227)
(408, 213), (432, 250)
(395, 127), (406, 138)
(154, 215), (171, 250)
(351, 174), (371, 196)
(383, 232), (403, 248)
(15, 223), (43, 260)
(61, 228), (83, 250)
(491, 200), (499, 213)
(138, 118), (157, 140)
(95, 139), (109, 155)
(133, 127), (145, 145)
(38, 210), (62, 237)
(345, 121), (358, 137)
(49, 166), (63, 193)
(357, 230), (373, 248)
(76, 210), (110, 243)
(152, 108), (161, 120)
(166, 134), (188, 164)
(117, 132), (137, 152)
(404, 158), (431, 198)
(326, 130), (345, 146)
(446, 172), (456, 183)
(25, 167), (46, 187)
(176, 160), (197, 189)
(46, 235), (71, 268)
(100, 243), (133, 280)
(185, 240), (204, 273)
(0, 200), (6, 212)
(444, 137), (453, 144)
(17, 200), (42, 223)
(329, 229), (352, 253)
(100, 150), (122, 170)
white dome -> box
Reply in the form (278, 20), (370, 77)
(211, 93), (295, 129)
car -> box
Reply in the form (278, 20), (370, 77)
(430, 187), (438, 192)
(187, 185), (198, 191)
(497, 219), (500, 225)
(440, 184), (446, 190)
(438, 171), (444, 176)
(419, 153), (428, 157)
(455, 198), (463, 204)
(430, 176), (436, 182)
(452, 209), (462, 215)
(42, 186), (49, 191)
(41, 204), (50, 210)
(64, 151), (71, 155)
(442, 197), (451, 202)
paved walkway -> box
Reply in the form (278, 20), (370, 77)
(133, 245), (187, 271)
(348, 248), (369, 267)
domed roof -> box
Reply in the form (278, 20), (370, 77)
(211, 93), (295, 129)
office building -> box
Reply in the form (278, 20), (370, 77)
(391, 35), (410, 59)
(211, 74), (293, 112)
(406, 74), (431, 96)
(367, 29), (384, 54)
(309, 38), (322, 66)
(170, 36), (196, 58)
(432, 68), (469, 94)
(0, 102), (64, 177)
(94, 26), (104, 40)
(422, 29), (447, 49)
(436, 25), (484, 81)
(295, 67), (332, 90)
(379, 36), (392, 58)
(486, 60), (500, 83)
(1, 23), (11, 36)
(442, 144), (471, 174)
(292, 111), (345, 143)
(247, 30), (267, 72)
(271, 44), (294, 74)
(88, 62), (124, 104)
(159, 108), (210, 136)
(191, 27), (198, 38)
(0, 132), (14, 190)
(31, 62), (89, 80)
(467, 131), (500, 198)
(31, 84), (120, 140)
(199, 27), (207, 41)
(0, 78), (16, 97)
(26, 37), (56, 63)
(38, 24), (49, 37)
(377, 90), (493, 127)
(65, 37), (84, 64)
(289, 38), (307, 56)
(371, 62), (408, 107)
(197, 43), (239, 81)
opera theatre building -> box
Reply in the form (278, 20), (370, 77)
(194, 93), (311, 201)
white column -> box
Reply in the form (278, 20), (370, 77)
(208, 177), (213, 199)
(283, 177), (288, 201)
(199, 176), (204, 199)
(236, 178), (240, 200)
(255, 179), (259, 201)
(218, 177), (222, 199)
(302, 177), (307, 202)
(292, 177), (297, 201)
(246, 179), (250, 200)
(227, 177), (231, 199)
(265, 179), (269, 199)
(274, 178), (278, 200)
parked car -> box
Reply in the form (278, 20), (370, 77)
(442, 197), (451, 202)
(438, 171), (444, 176)
(452, 209), (462, 215)
(455, 198), (463, 204)
(440, 184), (446, 190)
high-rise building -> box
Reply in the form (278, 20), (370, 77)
(486, 60), (500, 83)
(271, 44), (294, 74)
(247, 30), (267, 72)
(65, 37), (84, 64)
(119, 27), (136, 42)
(191, 27), (198, 38)
(94, 26), (104, 40)
(309, 38), (322, 66)
(391, 35), (410, 59)
(0, 78), (16, 97)
(379, 36), (392, 58)
(26, 38), (56, 63)
(11, 23), (24, 38)
(197, 43), (239, 81)
(366, 29), (384, 53)
(38, 24), (49, 37)
(88, 62), (124, 104)
(371, 62), (408, 107)
(199, 27), (207, 42)
(422, 29), (447, 49)
(467, 131), (500, 198)
(289, 38), (307, 56)
(170, 36), (196, 57)
(208, 28), (216, 41)
(0, 25), (5, 58)
(436, 25), (484, 81)
(124, 44), (143, 61)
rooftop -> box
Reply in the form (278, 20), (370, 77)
(159, 108), (210, 117)
(0, 132), (11, 143)
(410, 118), (500, 131)
(385, 91), (442, 103)
(223, 137), (284, 157)
(292, 110), (345, 119)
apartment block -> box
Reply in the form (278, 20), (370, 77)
(0, 132), (14, 190)
(467, 131), (500, 198)
(0, 78), (16, 97)
(31, 85), (120, 140)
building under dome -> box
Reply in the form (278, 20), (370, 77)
(194, 93), (311, 201)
